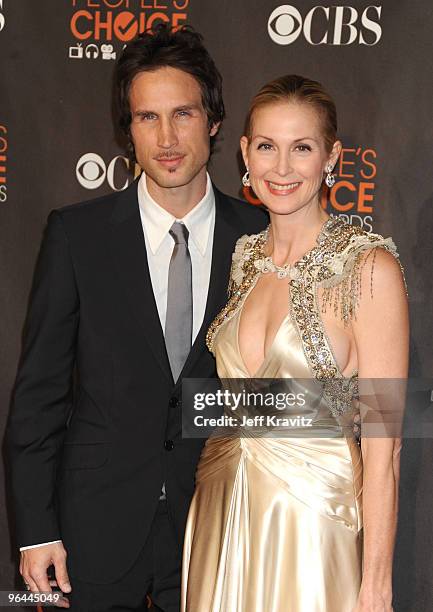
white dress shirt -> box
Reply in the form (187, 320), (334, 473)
(20, 172), (216, 550)
(138, 171), (215, 342)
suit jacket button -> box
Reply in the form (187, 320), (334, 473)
(164, 440), (174, 451)
(169, 397), (179, 407)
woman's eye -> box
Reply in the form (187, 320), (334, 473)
(295, 144), (312, 152)
(257, 143), (273, 151)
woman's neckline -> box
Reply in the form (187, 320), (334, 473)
(259, 215), (337, 274)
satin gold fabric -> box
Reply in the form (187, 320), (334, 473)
(181, 309), (363, 612)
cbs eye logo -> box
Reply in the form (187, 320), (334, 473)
(0, 0), (5, 33)
(268, 5), (303, 45)
(268, 4), (382, 46)
(76, 153), (135, 191)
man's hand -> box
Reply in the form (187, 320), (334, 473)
(20, 542), (71, 608)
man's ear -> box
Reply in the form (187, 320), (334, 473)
(240, 136), (249, 169)
(209, 122), (221, 137)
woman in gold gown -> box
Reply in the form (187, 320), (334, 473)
(181, 75), (409, 612)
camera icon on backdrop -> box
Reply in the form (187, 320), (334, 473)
(101, 44), (117, 60)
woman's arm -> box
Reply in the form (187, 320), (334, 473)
(351, 247), (409, 611)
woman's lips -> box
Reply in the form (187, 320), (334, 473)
(265, 180), (301, 196)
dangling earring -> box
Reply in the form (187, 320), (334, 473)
(242, 170), (250, 187)
(325, 164), (335, 188)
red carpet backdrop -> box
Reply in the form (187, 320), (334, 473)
(1, 1), (432, 609)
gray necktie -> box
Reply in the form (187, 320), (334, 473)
(165, 222), (192, 382)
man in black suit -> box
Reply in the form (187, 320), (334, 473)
(7, 24), (266, 611)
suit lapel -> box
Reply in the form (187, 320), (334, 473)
(174, 187), (240, 388)
(108, 181), (173, 385)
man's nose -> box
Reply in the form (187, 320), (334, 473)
(157, 118), (179, 149)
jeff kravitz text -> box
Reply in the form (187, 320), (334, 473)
(194, 414), (313, 428)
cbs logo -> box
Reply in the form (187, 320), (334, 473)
(0, 0), (5, 32)
(76, 153), (138, 191)
(268, 4), (382, 46)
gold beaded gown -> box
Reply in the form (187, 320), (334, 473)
(181, 217), (400, 612)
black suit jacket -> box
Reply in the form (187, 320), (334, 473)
(7, 179), (267, 583)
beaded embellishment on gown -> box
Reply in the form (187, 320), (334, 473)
(181, 216), (402, 612)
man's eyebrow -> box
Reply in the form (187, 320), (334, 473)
(132, 109), (157, 116)
(132, 104), (201, 116)
(173, 104), (201, 112)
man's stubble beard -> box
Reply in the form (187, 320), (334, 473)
(143, 157), (209, 191)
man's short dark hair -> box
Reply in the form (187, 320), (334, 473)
(114, 24), (225, 160)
